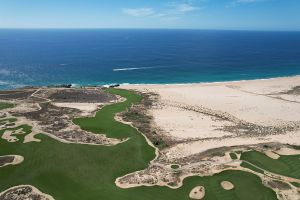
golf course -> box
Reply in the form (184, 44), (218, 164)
(241, 151), (300, 179)
(0, 89), (278, 199)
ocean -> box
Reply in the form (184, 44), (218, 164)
(0, 29), (300, 89)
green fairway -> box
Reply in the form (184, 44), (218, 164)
(0, 102), (14, 110)
(291, 182), (300, 188)
(0, 89), (277, 200)
(240, 162), (264, 174)
(241, 151), (300, 179)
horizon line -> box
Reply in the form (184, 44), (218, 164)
(0, 27), (300, 32)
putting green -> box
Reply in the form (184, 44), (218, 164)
(241, 151), (300, 179)
(0, 89), (277, 200)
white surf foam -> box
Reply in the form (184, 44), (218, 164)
(113, 67), (157, 71)
(0, 81), (10, 86)
(0, 69), (11, 76)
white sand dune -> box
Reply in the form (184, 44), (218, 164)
(122, 76), (300, 157)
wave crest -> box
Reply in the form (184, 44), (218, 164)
(113, 67), (156, 71)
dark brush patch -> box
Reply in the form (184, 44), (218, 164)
(0, 156), (14, 167)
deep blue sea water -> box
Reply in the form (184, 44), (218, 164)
(0, 29), (300, 89)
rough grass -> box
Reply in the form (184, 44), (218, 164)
(230, 153), (238, 160)
(0, 102), (14, 110)
(0, 118), (17, 125)
(171, 164), (180, 170)
(0, 89), (277, 200)
(0, 118), (17, 122)
(290, 182), (300, 188)
(241, 151), (300, 179)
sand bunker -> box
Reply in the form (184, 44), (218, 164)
(221, 181), (234, 190)
(0, 155), (24, 167)
(1, 130), (18, 142)
(1, 128), (26, 142)
(1, 129), (25, 142)
(189, 186), (205, 199)
(275, 147), (300, 155)
(265, 151), (280, 159)
(0, 156), (14, 167)
(11, 155), (24, 165)
(52, 102), (102, 115)
(23, 131), (41, 143)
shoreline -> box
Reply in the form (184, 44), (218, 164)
(119, 74), (300, 87)
(120, 75), (300, 159)
(1, 74), (300, 91)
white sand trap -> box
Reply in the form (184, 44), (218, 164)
(275, 147), (300, 155)
(265, 151), (280, 159)
(0, 155), (24, 167)
(2, 130), (18, 142)
(12, 155), (24, 165)
(53, 102), (104, 117)
(221, 181), (234, 190)
(189, 186), (205, 199)
(24, 131), (41, 143)
(1, 128), (26, 143)
(53, 103), (102, 112)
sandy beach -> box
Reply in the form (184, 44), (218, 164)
(121, 76), (300, 158)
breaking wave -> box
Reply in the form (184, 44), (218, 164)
(113, 67), (158, 71)
(0, 69), (11, 76)
(0, 81), (11, 86)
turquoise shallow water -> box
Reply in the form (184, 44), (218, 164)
(0, 29), (300, 89)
